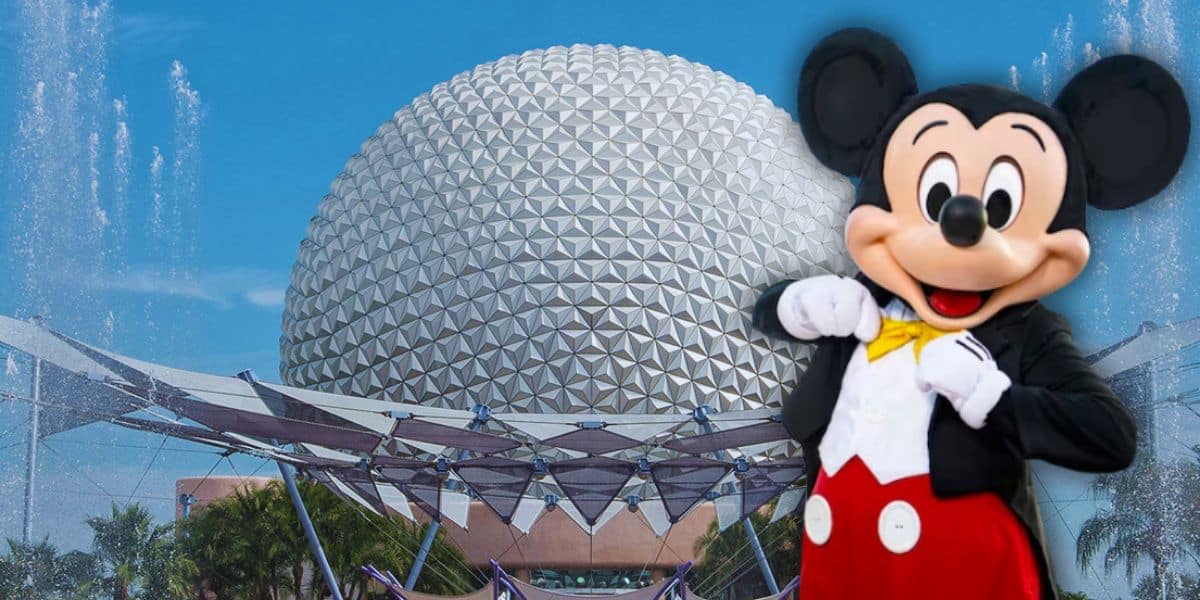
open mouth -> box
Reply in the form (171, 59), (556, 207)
(920, 282), (994, 319)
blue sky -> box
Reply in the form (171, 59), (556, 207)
(0, 0), (1197, 596)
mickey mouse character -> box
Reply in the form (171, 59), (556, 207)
(754, 29), (1189, 599)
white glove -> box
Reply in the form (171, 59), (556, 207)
(776, 275), (881, 342)
(916, 332), (1012, 429)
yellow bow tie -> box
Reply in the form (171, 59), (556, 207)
(865, 318), (953, 362)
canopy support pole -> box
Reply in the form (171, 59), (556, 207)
(279, 458), (344, 600)
(406, 407), (488, 589)
(236, 370), (343, 600)
(697, 406), (779, 595)
(22, 353), (41, 545)
(405, 521), (440, 589)
(742, 519), (776, 594)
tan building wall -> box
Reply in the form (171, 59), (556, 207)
(175, 475), (277, 519)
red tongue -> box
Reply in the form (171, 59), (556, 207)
(928, 288), (983, 318)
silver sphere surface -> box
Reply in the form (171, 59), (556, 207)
(280, 44), (853, 428)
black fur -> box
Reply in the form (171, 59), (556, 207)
(751, 280), (797, 340)
(797, 28), (916, 176)
(1056, 55), (1191, 210)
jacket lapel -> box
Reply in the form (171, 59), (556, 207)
(968, 301), (1036, 369)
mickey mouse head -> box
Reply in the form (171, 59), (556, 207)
(798, 28), (1190, 330)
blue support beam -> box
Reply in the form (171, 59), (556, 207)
(178, 493), (196, 519)
(23, 354), (41, 545)
(279, 459), (345, 600)
(741, 519), (776, 593)
(696, 406), (779, 595)
(236, 369), (343, 600)
(406, 521), (441, 589)
(405, 404), (490, 589)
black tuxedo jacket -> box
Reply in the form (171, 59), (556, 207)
(753, 276), (1137, 599)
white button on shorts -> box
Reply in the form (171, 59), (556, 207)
(804, 494), (833, 545)
(878, 500), (921, 554)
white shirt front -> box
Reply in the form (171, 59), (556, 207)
(817, 299), (936, 484)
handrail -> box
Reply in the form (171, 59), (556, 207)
(362, 564), (408, 600)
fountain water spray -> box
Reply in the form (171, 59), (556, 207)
(1008, 2), (1195, 598)
(10, 0), (110, 546)
(166, 60), (203, 339)
(4, 0), (202, 557)
(110, 97), (131, 282)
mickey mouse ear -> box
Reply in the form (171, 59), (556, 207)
(1054, 55), (1190, 210)
(797, 28), (917, 177)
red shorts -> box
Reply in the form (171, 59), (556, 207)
(799, 456), (1041, 599)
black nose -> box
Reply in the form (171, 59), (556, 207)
(939, 194), (986, 247)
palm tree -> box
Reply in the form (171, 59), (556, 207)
(0, 538), (59, 598)
(268, 483), (314, 599)
(295, 477), (475, 598)
(1076, 452), (1200, 597)
(140, 523), (196, 600)
(178, 477), (475, 599)
(57, 549), (105, 599)
(1132, 571), (1200, 599)
(0, 538), (103, 599)
(690, 501), (801, 600)
(179, 488), (292, 599)
(179, 498), (244, 598)
(86, 503), (173, 600)
(228, 483), (294, 598)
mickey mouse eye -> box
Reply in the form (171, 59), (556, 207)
(982, 159), (1023, 230)
(918, 154), (957, 224)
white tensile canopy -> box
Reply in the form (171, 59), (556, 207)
(0, 315), (806, 538)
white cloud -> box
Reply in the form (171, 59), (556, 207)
(244, 287), (286, 308)
(85, 268), (230, 307)
(65, 265), (288, 310)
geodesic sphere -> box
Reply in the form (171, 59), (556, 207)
(279, 44), (853, 419)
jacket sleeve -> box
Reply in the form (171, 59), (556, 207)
(986, 318), (1137, 472)
(751, 279), (801, 342)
